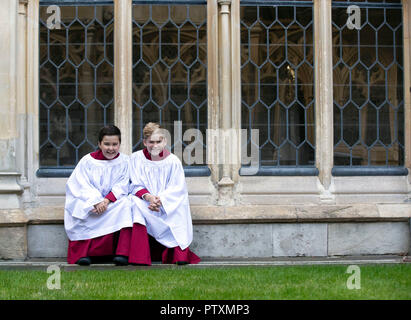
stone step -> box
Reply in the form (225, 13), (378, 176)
(0, 255), (407, 270)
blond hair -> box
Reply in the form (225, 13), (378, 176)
(143, 122), (161, 139)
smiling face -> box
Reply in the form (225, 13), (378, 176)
(98, 135), (121, 160)
(143, 130), (167, 157)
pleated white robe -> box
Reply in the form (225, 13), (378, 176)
(64, 153), (133, 241)
(129, 150), (193, 250)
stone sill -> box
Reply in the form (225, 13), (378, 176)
(1, 204), (409, 227)
(191, 204), (411, 224)
(0, 209), (28, 227)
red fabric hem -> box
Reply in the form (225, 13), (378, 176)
(127, 226), (201, 265)
(90, 149), (120, 160)
(161, 247), (201, 265)
(135, 188), (150, 199)
(67, 228), (132, 264)
(105, 191), (117, 203)
(115, 227), (132, 257)
(142, 148), (170, 161)
(67, 225), (201, 266)
(143, 148), (152, 160)
(128, 223), (151, 266)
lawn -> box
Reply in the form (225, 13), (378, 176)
(0, 264), (410, 300)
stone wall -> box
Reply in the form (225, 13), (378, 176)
(2, 204), (409, 260)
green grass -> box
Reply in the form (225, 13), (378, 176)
(0, 264), (410, 300)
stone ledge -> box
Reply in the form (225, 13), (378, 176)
(2, 204), (408, 226)
(191, 204), (411, 224)
(23, 206), (63, 225)
(0, 172), (23, 194)
(0, 209), (28, 227)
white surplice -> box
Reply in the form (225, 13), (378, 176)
(64, 153), (133, 241)
(128, 150), (193, 250)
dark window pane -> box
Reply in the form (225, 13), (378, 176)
(240, 4), (315, 167)
(132, 4), (207, 167)
(39, 5), (114, 167)
(332, 4), (404, 166)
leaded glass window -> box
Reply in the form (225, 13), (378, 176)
(39, 3), (114, 168)
(132, 2), (207, 167)
(332, 1), (404, 167)
(240, 2), (315, 169)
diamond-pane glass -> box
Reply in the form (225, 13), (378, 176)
(332, 3), (404, 166)
(241, 3), (315, 167)
(132, 3), (207, 167)
(39, 5), (114, 167)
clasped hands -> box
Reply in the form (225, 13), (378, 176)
(143, 194), (162, 212)
(92, 198), (110, 215)
(91, 193), (162, 214)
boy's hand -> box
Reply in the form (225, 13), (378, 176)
(144, 194), (162, 212)
(92, 198), (110, 214)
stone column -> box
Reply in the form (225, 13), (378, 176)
(207, 0), (220, 187)
(16, 0), (31, 204)
(230, 0), (241, 183)
(314, 0), (334, 202)
(403, 0), (411, 185)
(26, 0), (39, 199)
(217, 0), (235, 205)
(114, 0), (132, 155)
(0, 0), (23, 210)
(0, 0), (27, 260)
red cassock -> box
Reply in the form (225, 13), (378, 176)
(68, 224), (200, 265)
(67, 228), (131, 265)
(66, 150), (131, 264)
(127, 149), (200, 265)
(128, 223), (201, 265)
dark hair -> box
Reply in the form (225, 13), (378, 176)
(98, 125), (121, 143)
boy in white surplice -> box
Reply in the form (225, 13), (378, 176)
(128, 122), (200, 265)
(64, 125), (134, 266)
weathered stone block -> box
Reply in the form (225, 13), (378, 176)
(272, 223), (328, 257)
(0, 226), (26, 260)
(328, 222), (410, 255)
(27, 225), (68, 258)
(191, 224), (273, 258)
